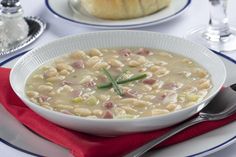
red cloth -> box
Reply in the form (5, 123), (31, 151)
(0, 67), (235, 157)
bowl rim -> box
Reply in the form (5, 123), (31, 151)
(10, 30), (226, 123)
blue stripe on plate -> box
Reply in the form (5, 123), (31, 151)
(0, 138), (44, 157)
(1, 135), (236, 157)
(187, 136), (236, 157)
(0, 50), (30, 67)
(45, 0), (191, 28)
(211, 49), (236, 64)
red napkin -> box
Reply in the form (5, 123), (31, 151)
(0, 67), (236, 157)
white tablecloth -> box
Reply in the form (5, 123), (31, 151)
(1, 0), (236, 156)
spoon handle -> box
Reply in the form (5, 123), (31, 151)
(124, 116), (206, 157)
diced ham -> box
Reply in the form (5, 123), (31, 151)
(38, 95), (50, 103)
(62, 80), (73, 86)
(163, 82), (183, 90)
(83, 81), (96, 88)
(118, 49), (132, 57)
(136, 48), (152, 56)
(97, 75), (107, 83)
(72, 89), (82, 97)
(155, 91), (178, 104)
(143, 78), (156, 85)
(162, 92), (177, 104)
(155, 93), (166, 103)
(102, 110), (113, 119)
(103, 101), (114, 109)
(71, 60), (84, 69)
(123, 90), (137, 98)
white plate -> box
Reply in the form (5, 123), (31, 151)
(45, 0), (191, 29)
(1, 30), (232, 156)
(1, 103), (236, 157)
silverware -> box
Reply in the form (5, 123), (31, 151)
(124, 84), (236, 157)
(0, 16), (46, 56)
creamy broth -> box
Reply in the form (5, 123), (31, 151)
(25, 48), (212, 119)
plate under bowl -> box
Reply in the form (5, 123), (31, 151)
(10, 31), (226, 136)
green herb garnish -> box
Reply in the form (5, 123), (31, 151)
(97, 70), (127, 89)
(97, 73), (147, 89)
(102, 68), (123, 96)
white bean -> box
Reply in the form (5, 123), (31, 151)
(41, 105), (54, 110)
(44, 67), (58, 78)
(93, 109), (103, 116)
(194, 68), (208, 78)
(159, 52), (173, 58)
(182, 58), (193, 64)
(150, 65), (161, 72)
(137, 56), (146, 64)
(128, 60), (139, 67)
(70, 50), (89, 59)
(166, 103), (177, 111)
(86, 56), (101, 67)
(55, 104), (74, 110)
(143, 95), (155, 100)
(152, 109), (170, 115)
(108, 59), (124, 67)
(93, 61), (110, 70)
(60, 70), (70, 76)
(199, 80), (211, 89)
(30, 98), (38, 103)
(155, 68), (170, 77)
(38, 85), (53, 92)
(57, 85), (74, 94)
(47, 75), (65, 82)
(56, 63), (74, 72)
(26, 91), (39, 98)
(33, 74), (44, 79)
(40, 102), (50, 106)
(89, 48), (103, 57)
(120, 98), (152, 107)
(74, 108), (92, 116)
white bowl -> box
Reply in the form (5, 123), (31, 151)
(10, 31), (226, 136)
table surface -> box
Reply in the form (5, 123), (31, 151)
(1, 0), (236, 156)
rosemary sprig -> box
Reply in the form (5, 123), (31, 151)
(102, 68), (123, 96)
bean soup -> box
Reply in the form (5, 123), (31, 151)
(25, 48), (212, 119)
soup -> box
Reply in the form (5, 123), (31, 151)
(25, 48), (212, 119)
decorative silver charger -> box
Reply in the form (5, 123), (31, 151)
(0, 16), (46, 56)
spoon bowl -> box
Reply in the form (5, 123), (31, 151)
(200, 85), (236, 120)
(125, 84), (236, 157)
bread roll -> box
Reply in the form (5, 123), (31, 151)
(80, 0), (171, 20)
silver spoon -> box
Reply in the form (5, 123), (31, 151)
(124, 84), (236, 157)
